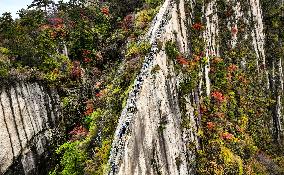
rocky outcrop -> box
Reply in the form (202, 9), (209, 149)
(0, 80), (61, 175)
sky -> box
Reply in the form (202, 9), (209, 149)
(0, 0), (67, 19)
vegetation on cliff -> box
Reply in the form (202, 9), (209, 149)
(0, 0), (283, 174)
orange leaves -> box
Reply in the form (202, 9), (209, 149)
(227, 64), (238, 81)
(176, 55), (189, 65)
(95, 92), (102, 97)
(95, 81), (102, 88)
(200, 105), (208, 114)
(212, 57), (223, 64)
(207, 122), (215, 130)
(222, 132), (234, 140)
(41, 17), (66, 40)
(193, 55), (201, 62)
(192, 23), (203, 30)
(95, 51), (103, 61)
(54, 24), (64, 30)
(213, 112), (225, 119)
(236, 125), (244, 133)
(50, 31), (57, 39)
(211, 91), (226, 103)
(39, 24), (50, 31)
(84, 100), (94, 116)
(101, 7), (110, 16)
(238, 75), (249, 84)
(227, 64), (238, 72)
(175, 54), (200, 67)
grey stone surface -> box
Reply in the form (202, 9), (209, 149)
(0, 81), (61, 175)
(109, 0), (283, 174)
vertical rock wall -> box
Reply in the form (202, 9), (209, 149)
(109, 0), (197, 174)
(109, 0), (283, 174)
(0, 80), (61, 175)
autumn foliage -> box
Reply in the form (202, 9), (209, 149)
(211, 91), (225, 103)
(192, 23), (203, 30)
(176, 55), (189, 65)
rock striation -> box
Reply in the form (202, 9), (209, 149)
(109, 0), (283, 174)
(0, 80), (61, 175)
(109, 0), (198, 174)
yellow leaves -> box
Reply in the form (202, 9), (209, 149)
(0, 47), (10, 55)
(238, 115), (249, 129)
(197, 128), (204, 137)
(220, 146), (244, 175)
(134, 8), (158, 29)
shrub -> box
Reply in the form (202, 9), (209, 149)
(145, 0), (163, 7)
(135, 8), (158, 29)
(52, 141), (87, 175)
(125, 41), (151, 58)
(0, 48), (10, 77)
(165, 41), (179, 60)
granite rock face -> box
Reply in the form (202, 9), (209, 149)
(109, 0), (198, 174)
(109, 0), (283, 174)
(0, 81), (61, 175)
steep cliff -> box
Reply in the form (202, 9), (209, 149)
(109, 1), (197, 174)
(108, 0), (284, 174)
(0, 80), (62, 175)
(1, 0), (283, 174)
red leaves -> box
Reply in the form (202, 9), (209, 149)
(101, 7), (110, 16)
(71, 61), (82, 80)
(82, 50), (92, 63)
(192, 23), (203, 30)
(48, 17), (64, 30)
(95, 92), (102, 97)
(83, 58), (92, 63)
(82, 49), (91, 56)
(69, 125), (88, 135)
(231, 26), (238, 35)
(222, 132), (234, 140)
(84, 100), (94, 116)
(121, 14), (134, 30)
(48, 17), (63, 24)
(176, 55), (189, 65)
(207, 122), (215, 130)
(200, 105), (208, 114)
(69, 125), (88, 141)
(211, 91), (225, 103)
